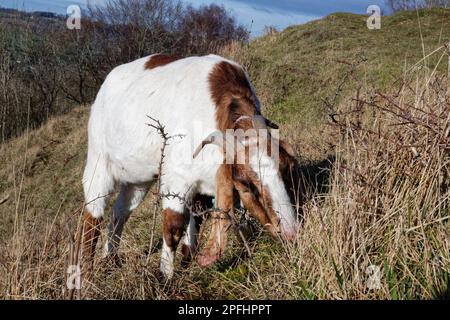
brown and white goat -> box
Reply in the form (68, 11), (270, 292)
(80, 54), (301, 280)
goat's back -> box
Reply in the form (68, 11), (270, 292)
(86, 54), (230, 185)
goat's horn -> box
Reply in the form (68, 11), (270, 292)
(193, 131), (246, 159)
(193, 131), (223, 159)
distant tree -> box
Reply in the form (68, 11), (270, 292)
(87, 0), (184, 60)
(425, 0), (450, 7)
(177, 4), (249, 54)
(0, 0), (250, 141)
(86, 0), (249, 68)
(386, 0), (450, 12)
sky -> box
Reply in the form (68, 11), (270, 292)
(0, 0), (387, 36)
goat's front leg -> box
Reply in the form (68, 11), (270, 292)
(160, 208), (186, 279)
(181, 194), (212, 268)
(196, 164), (234, 268)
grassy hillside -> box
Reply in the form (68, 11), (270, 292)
(224, 8), (450, 159)
(0, 9), (449, 299)
(247, 9), (450, 119)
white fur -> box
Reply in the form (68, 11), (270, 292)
(250, 152), (298, 237)
(183, 214), (198, 249)
(83, 54), (228, 217)
(160, 240), (175, 278)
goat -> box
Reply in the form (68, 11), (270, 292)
(80, 54), (301, 280)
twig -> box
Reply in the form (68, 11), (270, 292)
(145, 115), (184, 265)
(0, 194), (9, 205)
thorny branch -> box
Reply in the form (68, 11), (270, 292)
(322, 54), (368, 124)
(323, 57), (450, 209)
(145, 115), (184, 262)
(324, 55), (450, 152)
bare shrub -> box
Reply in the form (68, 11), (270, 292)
(0, 2), (249, 142)
(177, 3), (249, 54)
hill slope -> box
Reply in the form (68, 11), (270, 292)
(0, 9), (449, 299)
(225, 8), (450, 159)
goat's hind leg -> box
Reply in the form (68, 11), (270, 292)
(79, 155), (115, 282)
(103, 183), (150, 265)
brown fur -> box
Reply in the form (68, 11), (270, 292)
(198, 61), (300, 266)
(196, 164), (235, 267)
(162, 208), (186, 251)
(81, 211), (102, 274)
(144, 54), (181, 70)
(209, 61), (257, 131)
(204, 61), (282, 250)
(233, 164), (281, 236)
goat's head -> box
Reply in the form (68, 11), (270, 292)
(193, 115), (301, 241)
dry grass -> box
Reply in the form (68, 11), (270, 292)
(213, 72), (449, 300)
(0, 66), (448, 299)
(0, 11), (449, 300)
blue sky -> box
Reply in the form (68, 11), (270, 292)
(0, 0), (387, 35)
